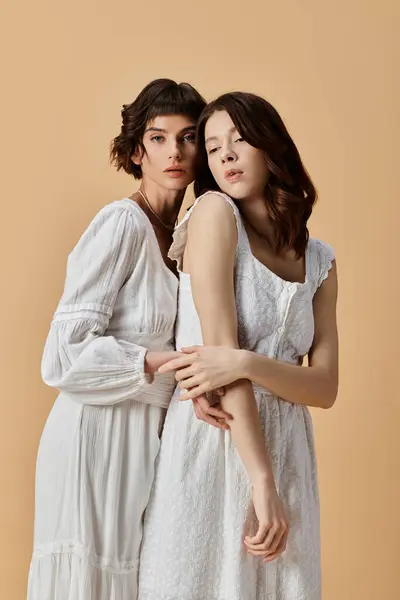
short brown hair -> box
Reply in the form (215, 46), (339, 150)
(110, 79), (206, 179)
(195, 92), (317, 258)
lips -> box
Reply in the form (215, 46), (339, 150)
(165, 165), (186, 173)
(225, 169), (243, 181)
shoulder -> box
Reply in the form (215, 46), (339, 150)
(188, 190), (240, 221)
(97, 198), (145, 229)
(308, 237), (337, 291)
(71, 199), (146, 260)
(184, 191), (241, 240)
(185, 191), (239, 242)
(84, 199), (147, 240)
(311, 238), (335, 260)
(169, 192), (239, 269)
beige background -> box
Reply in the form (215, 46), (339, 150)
(1, 1), (399, 598)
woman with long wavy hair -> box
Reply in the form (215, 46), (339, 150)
(138, 92), (338, 600)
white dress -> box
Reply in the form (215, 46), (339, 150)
(27, 199), (178, 600)
(138, 191), (335, 600)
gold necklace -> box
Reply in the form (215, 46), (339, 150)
(136, 189), (175, 231)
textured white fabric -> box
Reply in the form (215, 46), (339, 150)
(27, 199), (178, 600)
(138, 191), (335, 600)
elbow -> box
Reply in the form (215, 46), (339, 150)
(41, 353), (63, 390)
(320, 396), (336, 410)
(41, 359), (53, 387)
(320, 383), (338, 410)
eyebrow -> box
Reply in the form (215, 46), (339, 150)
(144, 125), (196, 134)
(205, 125), (238, 145)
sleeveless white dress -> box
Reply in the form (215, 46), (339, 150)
(138, 191), (335, 600)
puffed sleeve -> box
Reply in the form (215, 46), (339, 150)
(41, 205), (152, 405)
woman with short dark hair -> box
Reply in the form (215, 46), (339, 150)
(27, 79), (209, 600)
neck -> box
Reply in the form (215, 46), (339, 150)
(239, 194), (276, 247)
(136, 178), (185, 227)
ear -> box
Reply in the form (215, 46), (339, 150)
(131, 146), (143, 166)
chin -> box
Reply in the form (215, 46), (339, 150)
(219, 184), (250, 201)
(163, 176), (193, 191)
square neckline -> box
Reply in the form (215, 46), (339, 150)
(169, 190), (312, 287)
(241, 228), (311, 287)
(222, 195), (311, 287)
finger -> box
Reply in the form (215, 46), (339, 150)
(175, 367), (196, 382)
(196, 408), (229, 431)
(269, 527), (289, 558)
(262, 526), (280, 552)
(245, 547), (272, 556)
(192, 402), (203, 421)
(263, 537), (288, 563)
(244, 526), (278, 552)
(207, 417), (230, 431)
(193, 399), (229, 430)
(245, 525), (288, 556)
(205, 405), (233, 421)
(263, 551), (281, 563)
(158, 355), (195, 373)
(265, 524), (287, 555)
(244, 538), (271, 551)
(195, 395), (211, 411)
(181, 346), (201, 354)
(245, 524), (269, 546)
(180, 385), (209, 401)
(196, 396), (232, 420)
(178, 375), (201, 389)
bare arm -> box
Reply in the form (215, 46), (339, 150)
(161, 256), (338, 410)
(184, 194), (274, 484)
(240, 261), (339, 408)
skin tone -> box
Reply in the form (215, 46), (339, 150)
(159, 113), (339, 411)
(159, 110), (339, 561)
(170, 110), (294, 562)
(130, 114), (196, 274)
(131, 114), (235, 428)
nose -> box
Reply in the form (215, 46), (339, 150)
(169, 139), (182, 161)
(220, 144), (237, 163)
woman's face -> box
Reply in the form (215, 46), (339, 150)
(132, 114), (197, 190)
(204, 110), (269, 200)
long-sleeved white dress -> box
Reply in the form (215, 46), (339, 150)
(27, 198), (178, 600)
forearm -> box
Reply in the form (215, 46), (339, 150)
(219, 378), (274, 484)
(186, 193), (276, 485)
(241, 351), (337, 409)
(42, 335), (151, 405)
(202, 332), (274, 482)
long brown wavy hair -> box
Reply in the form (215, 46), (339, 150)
(194, 92), (317, 257)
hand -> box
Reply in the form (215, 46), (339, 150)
(145, 351), (183, 382)
(244, 480), (289, 563)
(192, 394), (233, 431)
(158, 345), (245, 400)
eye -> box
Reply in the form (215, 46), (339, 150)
(208, 147), (218, 155)
(235, 137), (244, 143)
(182, 132), (196, 143)
(151, 135), (165, 143)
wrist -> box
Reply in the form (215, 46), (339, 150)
(144, 350), (153, 374)
(251, 469), (276, 487)
(239, 349), (253, 379)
